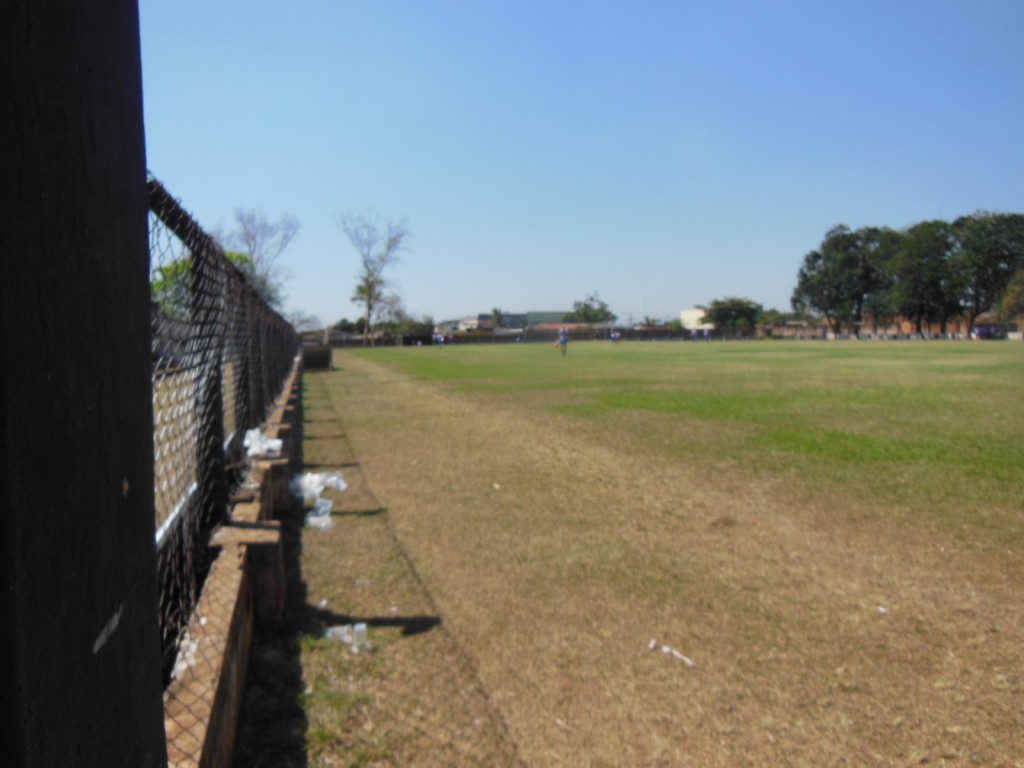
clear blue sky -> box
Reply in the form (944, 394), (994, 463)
(140, 1), (1024, 327)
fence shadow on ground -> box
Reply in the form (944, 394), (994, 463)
(330, 507), (387, 518)
(305, 605), (442, 638)
(301, 461), (361, 471)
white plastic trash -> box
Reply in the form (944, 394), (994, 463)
(305, 511), (335, 530)
(352, 622), (370, 653)
(290, 471), (347, 500)
(325, 622), (371, 653)
(326, 624), (353, 643)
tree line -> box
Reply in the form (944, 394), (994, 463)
(155, 206), (1023, 344)
(791, 212), (1024, 337)
(543, 211), (1023, 341)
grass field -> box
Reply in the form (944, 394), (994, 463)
(244, 340), (1023, 766)
(354, 340), (1022, 558)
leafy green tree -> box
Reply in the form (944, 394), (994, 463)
(151, 251), (263, 317)
(372, 294), (433, 338)
(332, 317), (367, 334)
(855, 227), (902, 335)
(221, 249), (282, 307)
(792, 224), (891, 336)
(998, 266), (1024, 321)
(791, 225), (859, 335)
(564, 292), (617, 323)
(757, 307), (803, 336)
(702, 297), (762, 338)
(891, 220), (961, 334)
(794, 224), (921, 336)
(406, 314), (435, 336)
(151, 257), (192, 319)
(793, 213), (1024, 337)
(491, 308), (506, 329)
(154, 209), (298, 316)
(951, 212), (1024, 336)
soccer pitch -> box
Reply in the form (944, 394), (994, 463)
(294, 340), (1023, 765)
(354, 339), (1022, 549)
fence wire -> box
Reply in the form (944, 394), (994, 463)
(148, 176), (297, 682)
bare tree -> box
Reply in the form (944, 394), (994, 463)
(228, 208), (300, 309)
(337, 211), (410, 345)
(378, 293), (406, 327)
(286, 310), (322, 333)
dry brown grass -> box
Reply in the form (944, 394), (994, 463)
(244, 349), (1023, 767)
(234, 372), (520, 767)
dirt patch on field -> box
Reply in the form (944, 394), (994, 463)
(239, 353), (1023, 766)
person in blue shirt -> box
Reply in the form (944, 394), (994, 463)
(558, 326), (569, 355)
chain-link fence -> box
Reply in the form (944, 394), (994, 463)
(149, 176), (297, 681)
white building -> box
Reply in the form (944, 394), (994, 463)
(435, 316), (486, 333)
(680, 308), (714, 331)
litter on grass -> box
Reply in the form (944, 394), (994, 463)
(305, 497), (335, 530)
(326, 622), (372, 654)
(325, 624), (353, 643)
(648, 638), (697, 668)
(290, 471), (347, 500)
(291, 471), (346, 529)
(305, 512), (335, 530)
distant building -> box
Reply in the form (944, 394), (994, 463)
(434, 317), (481, 332)
(680, 308), (714, 331)
(479, 312), (529, 329)
(438, 311), (568, 334)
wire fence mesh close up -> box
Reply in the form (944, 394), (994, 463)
(148, 175), (298, 684)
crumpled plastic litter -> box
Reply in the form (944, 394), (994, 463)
(305, 498), (335, 529)
(325, 622), (371, 653)
(244, 428), (283, 457)
(290, 471), (347, 500)
(291, 471), (346, 529)
(648, 638), (697, 667)
(325, 624), (354, 643)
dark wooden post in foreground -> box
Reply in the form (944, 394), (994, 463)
(0, 2), (167, 765)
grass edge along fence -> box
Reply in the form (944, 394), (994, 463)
(149, 176), (298, 682)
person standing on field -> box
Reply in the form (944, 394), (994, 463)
(558, 326), (569, 355)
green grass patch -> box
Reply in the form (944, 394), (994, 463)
(348, 340), (1024, 552)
